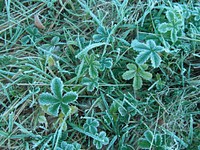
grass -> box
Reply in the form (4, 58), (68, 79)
(0, 0), (200, 149)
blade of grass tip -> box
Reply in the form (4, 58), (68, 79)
(107, 94), (126, 111)
(107, 135), (117, 150)
(14, 88), (39, 109)
(75, 42), (107, 59)
(100, 91), (118, 134)
(77, 0), (102, 26)
(75, 59), (85, 84)
(188, 114), (193, 144)
(0, 82), (11, 103)
(40, 136), (53, 150)
(53, 116), (68, 150)
(162, 127), (188, 148)
(123, 98), (148, 120)
(8, 112), (14, 133)
(25, 63), (52, 79)
(5, 0), (11, 36)
(14, 122), (41, 138)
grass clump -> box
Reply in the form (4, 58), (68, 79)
(0, 0), (200, 149)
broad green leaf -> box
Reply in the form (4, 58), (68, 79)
(39, 93), (58, 105)
(81, 77), (99, 92)
(122, 70), (135, 80)
(89, 119), (99, 127)
(133, 75), (142, 90)
(154, 134), (162, 146)
(48, 103), (60, 116)
(93, 34), (106, 42)
(147, 40), (156, 49)
(60, 103), (71, 116)
(136, 51), (151, 65)
(89, 65), (98, 78)
(154, 46), (164, 52)
(131, 40), (149, 51)
(51, 36), (60, 45)
(51, 77), (63, 99)
(171, 28), (178, 43)
(166, 10), (175, 22)
(151, 52), (162, 68)
(158, 23), (172, 33)
(138, 138), (151, 149)
(62, 92), (78, 104)
(97, 26), (105, 34)
(139, 70), (152, 80)
(127, 63), (137, 70)
(144, 130), (154, 143)
(118, 107), (127, 116)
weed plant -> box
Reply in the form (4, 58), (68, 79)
(0, 0), (200, 149)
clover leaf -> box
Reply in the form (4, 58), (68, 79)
(122, 63), (152, 90)
(83, 118), (99, 134)
(93, 26), (114, 43)
(131, 40), (164, 68)
(57, 141), (81, 150)
(93, 131), (109, 149)
(39, 77), (78, 116)
(81, 77), (99, 92)
(99, 57), (113, 71)
(138, 130), (164, 149)
(158, 10), (183, 43)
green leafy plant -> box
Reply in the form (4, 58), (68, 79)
(39, 36), (60, 52)
(122, 63), (152, 90)
(158, 10), (183, 43)
(93, 131), (109, 149)
(131, 40), (164, 68)
(83, 118), (99, 134)
(57, 141), (81, 150)
(138, 130), (164, 150)
(81, 77), (99, 92)
(85, 54), (101, 78)
(99, 57), (113, 71)
(39, 77), (78, 116)
(21, 26), (41, 45)
(93, 26), (114, 43)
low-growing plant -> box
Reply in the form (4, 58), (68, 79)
(39, 77), (78, 116)
(122, 63), (152, 90)
(131, 40), (165, 68)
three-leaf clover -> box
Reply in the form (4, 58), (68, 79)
(99, 57), (113, 71)
(122, 63), (152, 90)
(39, 77), (78, 116)
(81, 77), (99, 92)
(93, 131), (109, 149)
(158, 10), (183, 43)
(131, 40), (164, 68)
(83, 118), (99, 134)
